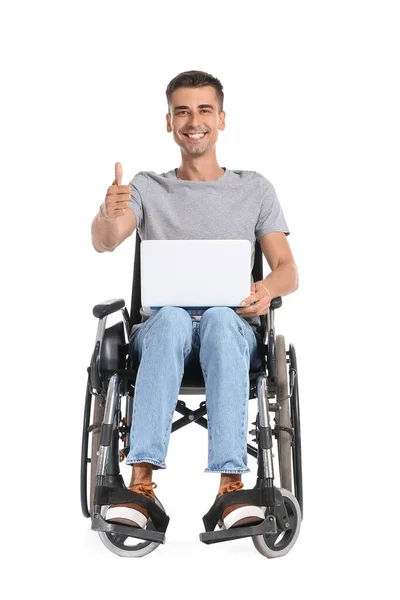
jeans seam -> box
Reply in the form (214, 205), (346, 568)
(199, 362), (211, 459)
(237, 323), (250, 445)
(204, 467), (251, 474)
(164, 405), (176, 450)
(126, 458), (166, 468)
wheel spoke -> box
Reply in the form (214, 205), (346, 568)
(264, 532), (281, 547)
(287, 514), (296, 531)
(112, 533), (129, 544)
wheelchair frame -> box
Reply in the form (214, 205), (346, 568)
(81, 233), (303, 557)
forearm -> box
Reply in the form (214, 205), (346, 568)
(91, 204), (120, 252)
(262, 261), (299, 299)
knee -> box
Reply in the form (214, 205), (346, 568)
(157, 305), (192, 321)
(200, 307), (239, 330)
(153, 306), (192, 335)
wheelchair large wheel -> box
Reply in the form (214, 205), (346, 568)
(89, 393), (105, 517)
(276, 335), (292, 492)
(80, 371), (105, 518)
(252, 488), (301, 558)
(98, 497), (166, 558)
(289, 343), (303, 517)
(80, 375), (93, 518)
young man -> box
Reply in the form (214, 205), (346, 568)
(91, 70), (299, 530)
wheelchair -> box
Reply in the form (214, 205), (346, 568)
(80, 233), (303, 558)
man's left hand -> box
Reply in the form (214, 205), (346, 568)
(235, 281), (272, 317)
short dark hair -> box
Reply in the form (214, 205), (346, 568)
(166, 70), (224, 114)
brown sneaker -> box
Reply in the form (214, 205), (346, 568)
(217, 481), (265, 529)
(105, 481), (157, 528)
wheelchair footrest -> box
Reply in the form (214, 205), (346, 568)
(200, 515), (277, 544)
(91, 512), (166, 544)
(93, 485), (170, 543)
(200, 486), (279, 544)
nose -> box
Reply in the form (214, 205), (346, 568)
(186, 113), (203, 129)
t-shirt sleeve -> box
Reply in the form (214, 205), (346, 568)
(255, 175), (290, 240)
(128, 172), (148, 230)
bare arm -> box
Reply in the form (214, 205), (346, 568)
(236, 232), (299, 317)
(91, 162), (137, 252)
(91, 206), (137, 252)
(259, 232), (299, 297)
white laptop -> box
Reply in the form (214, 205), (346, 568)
(140, 240), (252, 311)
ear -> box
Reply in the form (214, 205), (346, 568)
(219, 110), (226, 131)
(166, 113), (172, 133)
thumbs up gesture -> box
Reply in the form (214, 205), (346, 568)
(100, 162), (131, 221)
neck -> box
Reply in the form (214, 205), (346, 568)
(176, 152), (224, 181)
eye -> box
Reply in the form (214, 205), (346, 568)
(176, 109), (211, 115)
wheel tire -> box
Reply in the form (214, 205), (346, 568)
(80, 375), (92, 518)
(289, 343), (303, 518)
(98, 497), (166, 558)
(276, 335), (292, 492)
(252, 489), (301, 558)
(89, 394), (105, 517)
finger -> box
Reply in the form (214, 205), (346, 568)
(237, 298), (271, 315)
(106, 207), (127, 218)
(242, 284), (271, 304)
(236, 302), (257, 314)
(113, 161), (123, 186)
(107, 185), (131, 195)
(106, 193), (131, 203)
(240, 293), (258, 305)
(236, 307), (257, 316)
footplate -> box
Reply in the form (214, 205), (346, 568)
(200, 487), (279, 544)
(200, 515), (277, 544)
(91, 512), (166, 544)
(92, 485), (170, 544)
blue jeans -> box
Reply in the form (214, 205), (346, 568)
(126, 306), (262, 474)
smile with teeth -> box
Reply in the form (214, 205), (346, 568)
(184, 132), (207, 140)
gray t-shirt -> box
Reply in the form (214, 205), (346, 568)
(128, 167), (290, 330)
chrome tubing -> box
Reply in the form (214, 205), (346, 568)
(257, 375), (275, 480)
(96, 373), (120, 478)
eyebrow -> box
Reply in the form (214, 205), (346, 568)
(173, 104), (214, 111)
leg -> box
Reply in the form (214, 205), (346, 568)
(126, 306), (194, 471)
(130, 462), (154, 486)
(199, 307), (262, 478)
(199, 308), (265, 527)
(106, 307), (194, 528)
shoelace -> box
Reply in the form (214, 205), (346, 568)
(128, 481), (157, 500)
(217, 481), (244, 498)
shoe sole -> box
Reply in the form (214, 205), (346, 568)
(220, 506), (265, 529)
(105, 506), (148, 529)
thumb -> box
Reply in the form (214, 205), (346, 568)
(113, 161), (123, 185)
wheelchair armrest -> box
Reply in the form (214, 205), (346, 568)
(93, 298), (125, 319)
(270, 296), (282, 309)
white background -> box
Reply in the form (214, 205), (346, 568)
(2, 0), (399, 597)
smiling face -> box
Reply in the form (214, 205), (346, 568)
(166, 85), (225, 157)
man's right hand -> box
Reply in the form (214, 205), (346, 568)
(101, 162), (131, 221)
